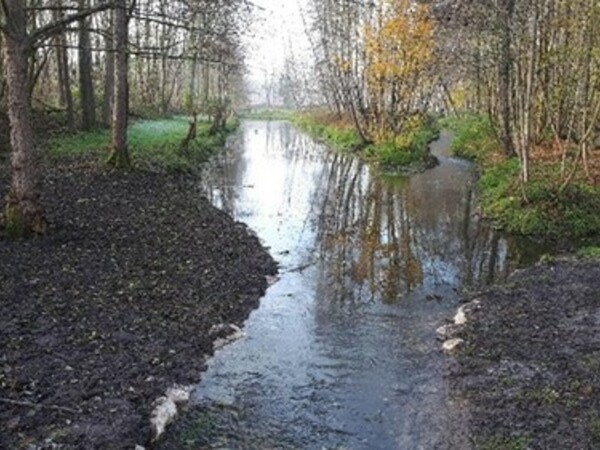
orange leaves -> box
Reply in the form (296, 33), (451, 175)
(365, 0), (434, 83)
(363, 0), (436, 141)
(334, 55), (353, 75)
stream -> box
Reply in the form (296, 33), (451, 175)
(159, 121), (544, 449)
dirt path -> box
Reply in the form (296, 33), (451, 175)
(447, 259), (600, 449)
(0, 163), (277, 449)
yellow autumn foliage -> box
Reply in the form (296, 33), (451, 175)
(364, 0), (435, 141)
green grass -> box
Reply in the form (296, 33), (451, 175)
(240, 108), (295, 121)
(48, 117), (236, 171)
(293, 113), (363, 152)
(577, 246), (600, 258)
(443, 113), (600, 238)
(366, 118), (439, 174)
(294, 113), (439, 173)
(479, 162), (600, 237)
(441, 113), (497, 162)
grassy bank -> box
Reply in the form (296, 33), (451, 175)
(443, 114), (600, 239)
(293, 112), (439, 175)
(239, 108), (294, 121)
(47, 117), (238, 172)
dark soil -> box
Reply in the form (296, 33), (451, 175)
(448, 259), (600, 449)
(0, 162), (277, 449)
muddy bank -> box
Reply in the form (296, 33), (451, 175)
(0, 163), (277, 449)
(446, 259), (600, 449)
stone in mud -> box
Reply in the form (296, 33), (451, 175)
(442, 338), (464, 353)
(436, 323), (462, 341)
(151, 385), (192, 440)
(454, 299), (481, 325)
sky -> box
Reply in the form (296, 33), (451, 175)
(245, 0), (311, 86)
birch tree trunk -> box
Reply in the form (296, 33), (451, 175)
(498, 0), (516, 158)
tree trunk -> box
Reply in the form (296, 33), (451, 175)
(108, 0), (131, 168)
(102, 10), (115, 127)
(54, 4), (75, 130)
(2, 2), (47, 237)
(78, 0), (96, 130)
(188, 53), (197, 112)
(498, 0), (515, 158)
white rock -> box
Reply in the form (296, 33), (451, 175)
(436, 324), (455, 340)
(165, 386), (192, 403)
(442, 338), (464, 353)
(150, 397), (177, 439)
(266, 275), (279, 286)
(454, 308), (467, 325)
(150, 385), (193, 440)
(453, 299), (481, 326)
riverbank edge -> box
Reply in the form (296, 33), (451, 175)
(440, 256), (600, 449)
(441, 114), (600, 242)
(0, 127), (278, 448)
(292, 112), (440, 176)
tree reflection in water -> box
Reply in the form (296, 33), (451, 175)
(202, 122), (544, 305)
(312, 137), (534, 303)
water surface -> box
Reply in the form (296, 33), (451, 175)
(161, 121), (542, 449)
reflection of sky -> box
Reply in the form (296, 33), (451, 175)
(190, 122), (534, 448)
(193, 121), (468, 448)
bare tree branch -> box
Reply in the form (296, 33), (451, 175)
(30, 1), (113, 45)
